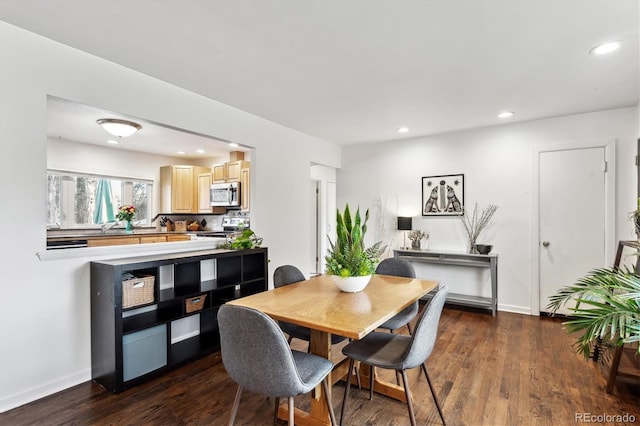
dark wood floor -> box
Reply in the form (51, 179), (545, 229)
(2, 307), (638, 425)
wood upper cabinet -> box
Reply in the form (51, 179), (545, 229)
(226, 160), (249, 182)
(241, 167), (250, 212)
(161, 165), (211, 213)
(212, 164), (226, 183)
(197, 172), (212, 213)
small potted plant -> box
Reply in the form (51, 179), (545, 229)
(408, 229), (428, 250)
(325, 204), (384, 292)
(116, 205), (136, 233)
(459, 203), (498, 253)
(221, 227), (263, 250)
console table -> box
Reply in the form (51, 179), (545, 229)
(394, 249), (498, 316)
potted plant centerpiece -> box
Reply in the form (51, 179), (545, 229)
(325, 204), (384, 292)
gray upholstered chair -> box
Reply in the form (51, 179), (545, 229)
(375, 258), (419, 334)
(274, 265), (346, 347)
(218, 304), (337, 425)
(339, 284), (449, 426)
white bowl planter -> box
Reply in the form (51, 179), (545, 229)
(330, 274), (372, 293)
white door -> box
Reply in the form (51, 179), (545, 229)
(539, 147), (607, 315)
(310, 180), (319, 275)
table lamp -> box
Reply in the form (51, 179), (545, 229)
(397, 216), (412, 249)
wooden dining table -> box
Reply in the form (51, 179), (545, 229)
(227, 273), (439, 426)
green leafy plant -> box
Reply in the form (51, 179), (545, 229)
(325, 204), (384, 277)
(547, 267), (640, 358)
(221, 227), (263, 250)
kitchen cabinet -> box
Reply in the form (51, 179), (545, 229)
(88, 236), (141, 247)
(212, 164), (226, 183)
(90, 247), (268, 393)
(160, 165), (211, 213)
(167, 234), (191, 242)
(226, 160), (249, 182)
(241, 166), (250, 212)
(197, 172), (213, 213)
(139, 236), (168, 244)
(78, 233), (191, 247)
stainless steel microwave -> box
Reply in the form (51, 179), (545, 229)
(210, 182), (241, 207)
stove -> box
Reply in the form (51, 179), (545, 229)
(197, 216), (249, 238)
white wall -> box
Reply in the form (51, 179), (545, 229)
(0, 22), (340, 412)
(310, 164), (337, 274)
(338, 106), (638, 313)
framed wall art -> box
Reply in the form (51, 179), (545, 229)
(422, 174), (464, 216)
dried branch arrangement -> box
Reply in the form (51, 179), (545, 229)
(459, 203), (498, 253)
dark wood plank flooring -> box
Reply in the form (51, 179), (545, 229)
(1, 307), (638, 425)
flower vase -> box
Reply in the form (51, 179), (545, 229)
(411, 240), (420, 250)
(125, 220), (133, 234)
(469, 237), (478, 254)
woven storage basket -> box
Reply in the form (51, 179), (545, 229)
(185, 294), (206, 313)
(122, 274), (155, 308)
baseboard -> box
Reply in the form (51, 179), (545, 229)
(497, 303), (532, 315)
(0, 369), (90, 413)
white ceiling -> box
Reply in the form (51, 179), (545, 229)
(47, 97), (247, 160)
(1, 0), (638, 152)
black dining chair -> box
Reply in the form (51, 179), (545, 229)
(376, 258), (419, 334)
(218, 304), (337, 425)
(339, 284), (449, 426)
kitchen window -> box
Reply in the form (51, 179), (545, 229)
(47, 170), (152, 229)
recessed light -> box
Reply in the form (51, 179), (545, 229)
(498, 111), (514, 119)
(229, 142), (239, 148)
(176, 151), (186, 155)
(397, 127), (410, 133)
(590, 41), (621, 55)
(107, 139), (119, 145)
(196, 149), (205, 154)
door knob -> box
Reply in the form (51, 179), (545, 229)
(542, 241), (550, 247)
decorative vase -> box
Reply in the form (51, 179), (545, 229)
(125, 220), (133, 233)
(330, 274), (372, 293)
(411, 240), (420, 250)
(468, 237), (478, 254)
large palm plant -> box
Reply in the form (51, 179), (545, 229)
(547, 267), (640, 358)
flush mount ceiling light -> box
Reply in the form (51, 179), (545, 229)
(497, 111), (515, 119)
(397, 127), (410, 133)
(590, 41), (621, 55)
(107, 139), (119, 145)
(229, 142), (239, 148)
(97, 118), (142, 138)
